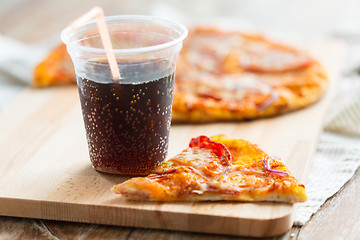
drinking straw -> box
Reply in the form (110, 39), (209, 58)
(70, 6), (121, 81)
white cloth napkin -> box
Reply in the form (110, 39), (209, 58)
(0, 35), (48, 83)
(294, 45), (360, 225)
(294, 133), (360, 225)
(0, 33), (359, 227)
(0, 35), (51, 109)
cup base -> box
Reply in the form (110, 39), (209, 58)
(92, 165), (155, 176)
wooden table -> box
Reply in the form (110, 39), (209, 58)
(0, 1), (359, 239)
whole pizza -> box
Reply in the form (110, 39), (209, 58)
(33, 27), (328, 122)
(172, 28), (328, 122)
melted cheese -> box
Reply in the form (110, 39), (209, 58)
(113, 135), (307, 203)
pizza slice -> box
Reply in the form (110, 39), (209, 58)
(112, 135), (307, 203)
(33, 43), (76, 87)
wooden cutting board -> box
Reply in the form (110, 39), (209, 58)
(0, 38), (345, 237)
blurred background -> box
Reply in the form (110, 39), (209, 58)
(0, 0), (359, 42)
(0, 0), (360, 110)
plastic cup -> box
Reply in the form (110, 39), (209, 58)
(61, 15), (187, 175)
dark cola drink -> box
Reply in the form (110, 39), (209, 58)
(77, 61), (175, 175)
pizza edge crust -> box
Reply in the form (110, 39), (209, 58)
(113, 183), (307, 203)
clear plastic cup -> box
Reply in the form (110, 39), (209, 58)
(61, 15), (187, 175)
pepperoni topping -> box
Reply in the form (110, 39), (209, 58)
(189, 136), (232, 165)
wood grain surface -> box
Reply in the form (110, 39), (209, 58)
(0, 37), (345, 237)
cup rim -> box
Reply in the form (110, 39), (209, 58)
(61, 15), (188, 55)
